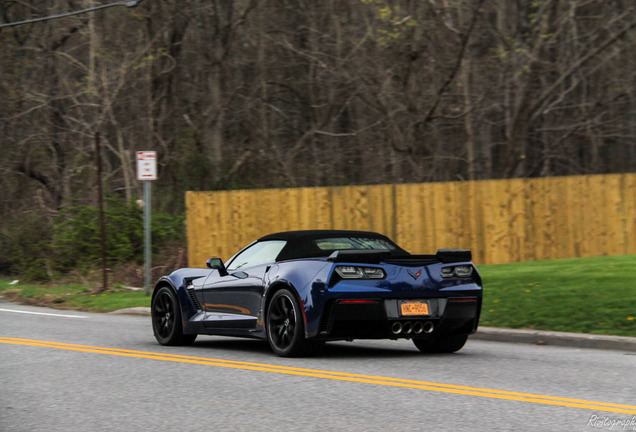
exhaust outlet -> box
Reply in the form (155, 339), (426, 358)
(423, 321), (434, 334)
(402, 321), (413, 335)
(412, 321), (424, 335)
(391, 322), (403, 334)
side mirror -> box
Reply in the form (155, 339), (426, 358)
(206, 258), (228, 277)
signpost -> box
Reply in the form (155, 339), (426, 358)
(137, 151), (157, 295)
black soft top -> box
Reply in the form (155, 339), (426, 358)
(257, 230), (408, 261)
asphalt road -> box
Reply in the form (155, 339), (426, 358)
(1, 301), (635, 432)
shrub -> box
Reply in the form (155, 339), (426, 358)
(51, 197), (183, 273)
(0, 211), (53, 280)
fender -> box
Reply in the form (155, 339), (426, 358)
(152, 268), (210, 331)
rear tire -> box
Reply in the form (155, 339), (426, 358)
(151, 286), (197, 346)
(266, 289), (308, 357)
(413, 334), (468, 354)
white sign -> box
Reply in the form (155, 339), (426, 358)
(136, 151), (157, 181)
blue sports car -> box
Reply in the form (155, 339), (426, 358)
(151, 230), (483, 356)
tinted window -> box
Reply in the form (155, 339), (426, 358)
(314, 237), (398, 251)
(226, 240), (286, 271)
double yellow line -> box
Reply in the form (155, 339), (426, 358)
(2, 336), (635, 414)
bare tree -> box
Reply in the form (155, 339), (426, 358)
(0, 0), (634, 277)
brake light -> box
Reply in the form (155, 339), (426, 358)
(449, 297), (477, 302)
(454, 265), (473, 277)
(440, 265), (474, 278)
(339, 299), (379, 304)
(335, 266), (386, 280)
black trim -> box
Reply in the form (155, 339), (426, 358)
(258, 230), (392, 242)
(327, 250), (393, 263)
(384, 255), (439, 265)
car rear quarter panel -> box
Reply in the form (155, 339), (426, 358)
(264, 260), (332, 337)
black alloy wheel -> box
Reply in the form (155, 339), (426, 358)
(266, 289), (307, 357)
(151, 286), (196, 346)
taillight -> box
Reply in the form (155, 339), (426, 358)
(334, 266), (386, 280)
(440, 265), (474, 278)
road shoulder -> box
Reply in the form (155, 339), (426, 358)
(473, 326), (636, 352)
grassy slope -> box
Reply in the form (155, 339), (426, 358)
(0, 254), (634, 336)
(0, 281), (151, 312)
(478, 255), (636, 336)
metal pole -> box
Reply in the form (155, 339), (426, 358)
(144, 180), (151, 296)
(95, 132), (108, 293)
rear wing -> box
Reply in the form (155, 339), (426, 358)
(327, 249), (472, 264)
(435, 249), (472, 263)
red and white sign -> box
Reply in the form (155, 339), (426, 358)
(136, 151), (157, 180)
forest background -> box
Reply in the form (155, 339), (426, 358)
(1, 0), (634, 283)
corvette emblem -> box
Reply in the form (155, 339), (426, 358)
(407, 269), (422, 280)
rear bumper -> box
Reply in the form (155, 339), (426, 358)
(315, 297), (481, 341)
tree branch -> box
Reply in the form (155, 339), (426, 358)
(423, 0), (485, 123)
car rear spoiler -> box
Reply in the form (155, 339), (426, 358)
(327, 249), (472, 264)
(435, 249), (472, 263)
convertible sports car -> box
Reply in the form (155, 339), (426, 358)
(151, 230), (482, 356)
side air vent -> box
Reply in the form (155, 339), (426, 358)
(319, 301), (335, 334)
(186, 287), (203, 311)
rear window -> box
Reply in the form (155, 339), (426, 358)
(314, 237), (398, 251)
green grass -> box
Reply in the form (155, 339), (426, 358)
(1, 254), (634, 336)
(478, 255), (636, 336)
(0, 280), (151, 312)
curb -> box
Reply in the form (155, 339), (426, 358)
(111, 307), (636, 352)
(473, 326), (636, 352)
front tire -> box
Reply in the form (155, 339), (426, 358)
(152, 286), (196, 346)
(413, 334), (468, 353)
(266, 289), (307, 357)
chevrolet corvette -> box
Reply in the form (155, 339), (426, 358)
(151, 230), (483, 356)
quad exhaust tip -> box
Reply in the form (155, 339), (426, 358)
(392, 321), (434, 335)
(402, 322), (413, 334)
(423, 321), (434, 334)
(391, 322), (403, 334)
(412, 321), (424, 334)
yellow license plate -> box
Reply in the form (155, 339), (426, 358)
(400, 302), (430, 316)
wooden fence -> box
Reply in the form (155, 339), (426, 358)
(186, 173), (636, 267)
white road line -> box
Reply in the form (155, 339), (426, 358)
(0, 308), (88, 319)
